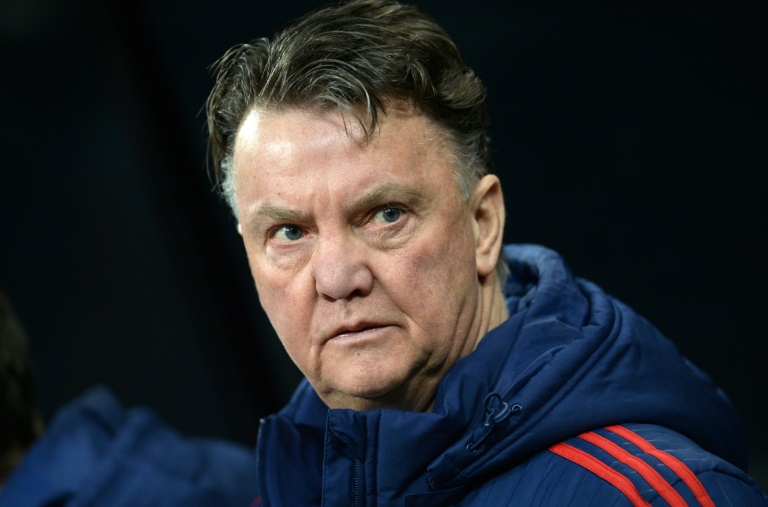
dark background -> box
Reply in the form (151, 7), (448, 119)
(1, 0), (766, 490)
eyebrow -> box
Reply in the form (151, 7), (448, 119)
(253, 204), (308, 224)
(346, 182), (427, 215)
(245, 181), (429, 230)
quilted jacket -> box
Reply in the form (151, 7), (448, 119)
(254, 244), (767, 506)
(0, 387), (259, 506)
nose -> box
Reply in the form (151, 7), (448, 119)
(311, 232), (374, 300)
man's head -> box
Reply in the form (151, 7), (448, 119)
(207, 0), (492, 215)
(206, 0), (508, 412)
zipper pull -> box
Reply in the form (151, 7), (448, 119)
(466, 392), (522, 454)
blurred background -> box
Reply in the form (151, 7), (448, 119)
(1, 0), (765, 490)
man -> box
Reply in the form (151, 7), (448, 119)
(206, 0), (767, 504)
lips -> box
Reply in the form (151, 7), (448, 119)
(326, 322), (392, 343)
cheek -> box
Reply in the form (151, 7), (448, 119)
(257, 275), (299, 325)
(254, 272), (316, 372)
(419, 212), (475, 278)
(393, 220), (476, 318)
(249, 256), (311, 341)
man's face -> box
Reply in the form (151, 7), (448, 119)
(232, 106), (488, 411)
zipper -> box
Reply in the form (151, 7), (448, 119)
(466, 392), (522, 454)
(353, 458), (363, 507)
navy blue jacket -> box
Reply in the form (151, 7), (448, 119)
(255, 245), (767, 506)
(0, 387), (259, 506)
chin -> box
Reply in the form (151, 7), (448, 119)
(324, 372), (434, 412)
(319, 376), (402, 410)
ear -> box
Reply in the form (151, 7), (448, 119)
(469, 175), (505, 279)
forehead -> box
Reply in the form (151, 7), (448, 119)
(232, 104), (456, 182)
(239, 102), (435, 140)
(229, 104), (470, 232)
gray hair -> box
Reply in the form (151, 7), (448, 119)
(206, 0), (507, 282)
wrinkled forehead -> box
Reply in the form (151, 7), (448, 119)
(237, 97), (452, 148)
(235, 106), (457, 176)
(234, 103), (464, 193)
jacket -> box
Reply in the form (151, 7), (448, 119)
(254, 244), (767, 506)
(0, 387), (259, 507)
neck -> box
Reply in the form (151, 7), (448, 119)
(471, 270), (508, 351)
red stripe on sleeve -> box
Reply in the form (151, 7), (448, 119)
(549, 442), (652, 507)
(580, 431), (688, 506)
(607, 425), (716, 507)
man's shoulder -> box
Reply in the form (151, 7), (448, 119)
(0, 387), (259, 507)
(463, 423), (767, 506)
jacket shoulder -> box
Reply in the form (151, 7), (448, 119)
(0, 388), (259, 507)
(460, 423), (767, 506)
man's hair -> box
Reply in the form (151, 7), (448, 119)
(206, 0), (493, 217)
(0, 290), (41, 480)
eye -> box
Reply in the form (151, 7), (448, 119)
(273, 225), (304, 241)
(372, 206), (403, 224)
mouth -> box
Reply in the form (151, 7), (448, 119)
(328, 323), (393, 343)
